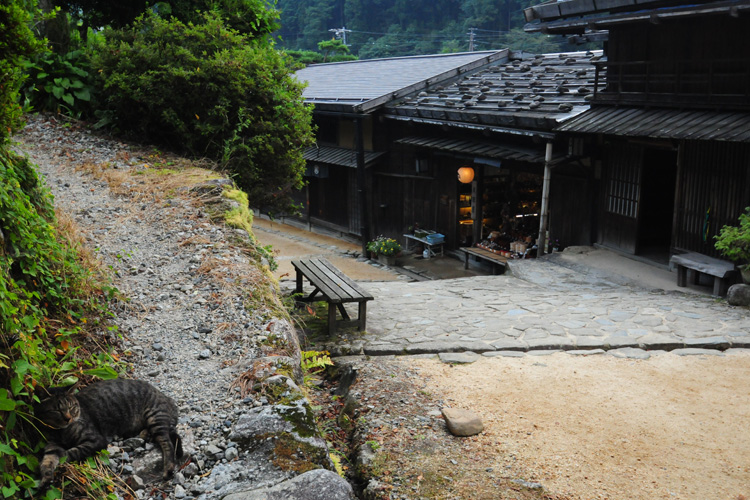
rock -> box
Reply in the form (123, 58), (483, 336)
(512, 478), (543, 490)
(174, 484), (187, 498)
(608, 347), (651, 360)
(122, 437), (146, 450)
(727, 284), (750, 306)
(182, 462), (200, 478)
(205, 443), (223, 456)
(438, 351), (480, 364)
(126, 475), (145, 490)
(441, 407), (484, 437)
(225, 446), (239, 461)
(199, 349), (211, 359)
(223, 469), (355, 500)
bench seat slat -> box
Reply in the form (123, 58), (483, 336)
(291, 258), (373, 303)
(670, 252), (736, 278)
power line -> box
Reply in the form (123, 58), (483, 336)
(328, 26), (352, 46)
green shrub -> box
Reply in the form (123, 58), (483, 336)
(0, 149), (120, 499)
(715, 207), (750, 266)
(89, 11), (315, 213)
(0, 1), (42, 142)
(22, 49), (94, 117)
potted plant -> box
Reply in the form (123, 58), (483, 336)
(367, 236), (402, 266)
(714, 207), (750, 283)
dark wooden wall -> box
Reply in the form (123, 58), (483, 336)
(673, 141), (750, 257)
(550, 170), (595, 248)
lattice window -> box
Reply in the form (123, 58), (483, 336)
(606, 147), (642, 218)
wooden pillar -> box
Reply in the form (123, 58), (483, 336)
(538, 142), (554, 255)
(355, 117), (370, 255)
(472, 166), (484, 246)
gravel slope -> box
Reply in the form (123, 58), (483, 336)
(14, 115), (349, 499)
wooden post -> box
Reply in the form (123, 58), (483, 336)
(472, 166), (484, 247)
(355, 117), (370, 256)
(538, 142), (553, 255)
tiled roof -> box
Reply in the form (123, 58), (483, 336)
(294, 51), (508, 113)
(556, 106), (750, 142)
(385, 50), (603, 133)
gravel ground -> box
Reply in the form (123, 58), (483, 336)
(14, 115), (345, 499)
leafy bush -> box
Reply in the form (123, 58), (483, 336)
(89, 11), (315, 213)
(0, 1), (42, 143)
(715, 207), (750, 265)
(0, 149), (120, 499)
(22, 49), (94, 117)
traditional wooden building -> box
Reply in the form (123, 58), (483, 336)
(293, 49), (600, 257)
(524, 0), (750, 264)
(292, 51), (508, 252)
(381, 50), (601, 253)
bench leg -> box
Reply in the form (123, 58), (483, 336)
(690, 269), (700, 285)
(337, 303), (350, 321)
(358, 301), (367, 331)
(464, 253), (469, 270)
(713, 277), (726, 297)
(676, 265), (687, 287)
(328, 303), (336, 335)
(295, 269), (304, 294)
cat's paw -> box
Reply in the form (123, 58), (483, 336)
(38, 454), (60, 490)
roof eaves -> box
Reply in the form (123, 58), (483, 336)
(525, 0), (750, 33)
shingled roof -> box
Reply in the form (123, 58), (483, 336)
(384, 50), (603, 135)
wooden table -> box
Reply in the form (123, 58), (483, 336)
(459, 247), (508, 275)
(291, 258), (374, 334)
(670, 251), (737, 296)
(403, 234), (444, 257)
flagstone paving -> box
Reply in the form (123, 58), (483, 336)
(316, 259), (750, 357)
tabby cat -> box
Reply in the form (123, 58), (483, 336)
(34, 378), (183, 488)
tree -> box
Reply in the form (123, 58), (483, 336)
(52, 0), (280, 39)
(317, 38), (352, 62)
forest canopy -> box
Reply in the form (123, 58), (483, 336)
(274, 0), (578, 59)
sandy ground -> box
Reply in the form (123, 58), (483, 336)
(413, 352), (750, 500)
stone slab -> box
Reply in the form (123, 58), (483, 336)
(438, 351), (481, 364)
(483, 350), (525, 358)
(672, 348), (725, 357)
(608, 347), (651, 360)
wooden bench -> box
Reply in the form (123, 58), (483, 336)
(291, 258), (374, 334)
(459, 247), (508, 275)
(670, 251), (738, 296)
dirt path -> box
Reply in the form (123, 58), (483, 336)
(411, 352), (750, 500)
(252, 217), (399, 282)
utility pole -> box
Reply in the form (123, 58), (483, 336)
(328, 26), (352, 46)
(467, 27), (476, 51)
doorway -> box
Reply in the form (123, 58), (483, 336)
(637, 148), (678, 264)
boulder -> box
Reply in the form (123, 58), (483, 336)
(222, 469), (354, 500)
(727, 284), (750, 307)
(441, 407), (484, 437)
